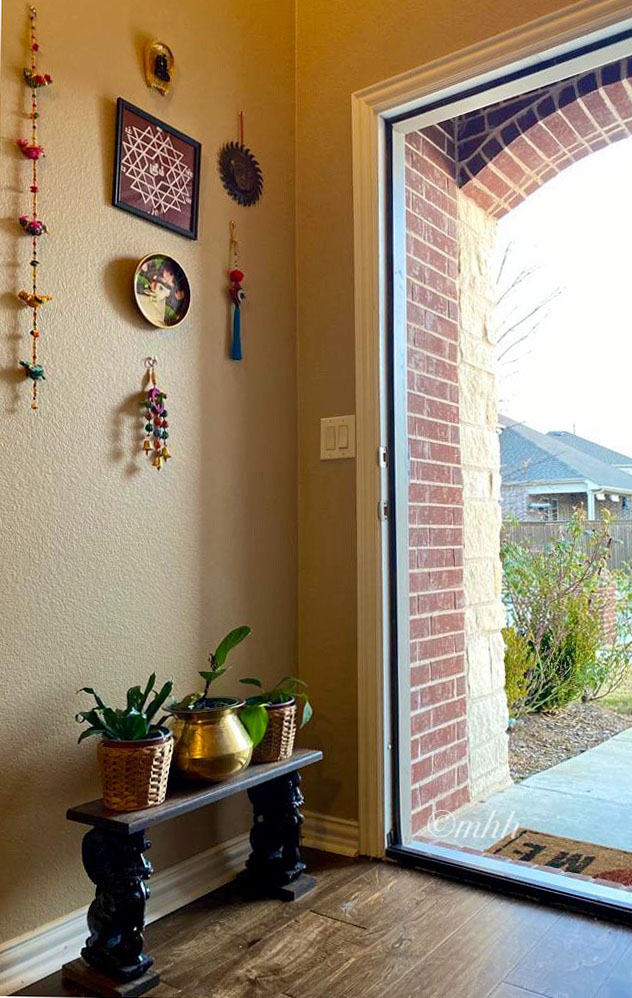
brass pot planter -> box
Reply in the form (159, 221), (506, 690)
(170, 698), (253, 782)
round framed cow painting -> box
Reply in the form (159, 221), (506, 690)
(134, 254), (191, 328)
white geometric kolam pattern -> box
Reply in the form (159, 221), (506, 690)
(121, 124), (193, 218)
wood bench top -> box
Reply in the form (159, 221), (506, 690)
(67, 748), (323, 835)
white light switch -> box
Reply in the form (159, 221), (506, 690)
(320, 415), (356, 460)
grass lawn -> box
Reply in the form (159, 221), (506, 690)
(601, 671), (632, 715)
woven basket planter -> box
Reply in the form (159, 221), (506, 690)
(98, 731), (173, 812)
(252, 699), (297, 764)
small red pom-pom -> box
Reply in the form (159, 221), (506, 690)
(30, 185), (39, 193)
(229, 269), (244, 283)
(32, 42), (39, 51)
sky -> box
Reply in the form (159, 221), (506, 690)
(495, 135), (632, 457)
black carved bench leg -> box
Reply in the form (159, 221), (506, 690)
(242, 770), (316, 901)
(62, 828), (159, 997)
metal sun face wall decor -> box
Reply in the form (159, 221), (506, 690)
(218, 112), (263, 208)
(16, 6), (53, 411)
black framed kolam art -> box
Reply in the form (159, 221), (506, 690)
(112, 98), (201, 240)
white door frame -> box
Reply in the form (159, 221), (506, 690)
(352, 0), (632, 858)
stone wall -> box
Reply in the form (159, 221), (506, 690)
(457, 191), (511, 800)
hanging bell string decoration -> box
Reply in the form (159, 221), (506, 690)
(141, 358), (171, 470)
(17, 6), (53, 412)
(228, 221), (245, 361)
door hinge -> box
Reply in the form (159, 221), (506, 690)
(378, 499), (390, 521)
(377, 446), (389, 468)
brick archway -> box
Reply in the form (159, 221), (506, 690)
(456, 55), (632, 217)
(404, 55), (631, 836)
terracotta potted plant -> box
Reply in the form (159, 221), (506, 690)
(76, 673), (174, 812)
(239, 676), (312, 763)
(169, 626), (254, 782)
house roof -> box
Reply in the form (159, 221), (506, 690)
(499, 416), (632, 493)
(547, 430), (632, 467)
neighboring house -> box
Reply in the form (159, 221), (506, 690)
(500, 416), (632, 521)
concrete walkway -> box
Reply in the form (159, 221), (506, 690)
(422, 727), (632, 853)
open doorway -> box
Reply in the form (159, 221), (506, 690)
(387, 29), (632, 913)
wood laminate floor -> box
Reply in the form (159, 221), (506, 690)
(16, 850), (632, 998)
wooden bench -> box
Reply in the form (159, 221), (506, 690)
(62, 748), (323, 998)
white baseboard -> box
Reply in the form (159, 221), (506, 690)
(302, 811), (360, 857)
(0, 812), (359, 996)
(0, 832), (250, 997)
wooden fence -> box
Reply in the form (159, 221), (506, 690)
(502, 521), (632, 570)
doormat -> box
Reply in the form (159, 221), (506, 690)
(488, 828), (632, 887)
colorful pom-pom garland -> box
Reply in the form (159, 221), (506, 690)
(17, 7), (52, 412)
(140, 359), (171, 471)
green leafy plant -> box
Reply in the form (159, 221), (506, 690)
(239, 676), (312, 747)
(501, 510), (629, 715)
(503, 626), (532, 714)
(583, 564), (632, 701)
(172, 626), (252, 710)
(76, 673), (174, 743)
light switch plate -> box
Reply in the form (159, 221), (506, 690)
(320, 415), (356, 460)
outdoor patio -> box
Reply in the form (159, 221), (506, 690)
(422, 727), (632, 854)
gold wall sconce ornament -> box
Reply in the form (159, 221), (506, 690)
(144, 40), (174, 96)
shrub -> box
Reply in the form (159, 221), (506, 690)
(532, 593), (600, 711)
(501, 510), (614, 714)
(503, 627), (532, 713)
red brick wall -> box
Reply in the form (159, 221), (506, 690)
(456, 57), (632, 217)
(406, 123), (470, 836)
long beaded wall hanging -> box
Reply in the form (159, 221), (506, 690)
(141, 359), (171, 470)
(17, 6), (53, 411)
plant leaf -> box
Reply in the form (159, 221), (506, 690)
(199, 667), (226, 684)
(240, 704), (269, 747)
(145, 679), (174, 721)
(102, 707), (120, 735)
(240, 678), (263, 688)
(75, 709), (102, 727)
(140, 672), (156, 710)
(126, 685), (143, 712)
(214, 626), (251, 667)
(78, 686), (106, 710)
(300, 699), (313, 727)
(77, 727), (105, 743)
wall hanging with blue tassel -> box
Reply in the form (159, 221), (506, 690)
(228, 221), (245, 361)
